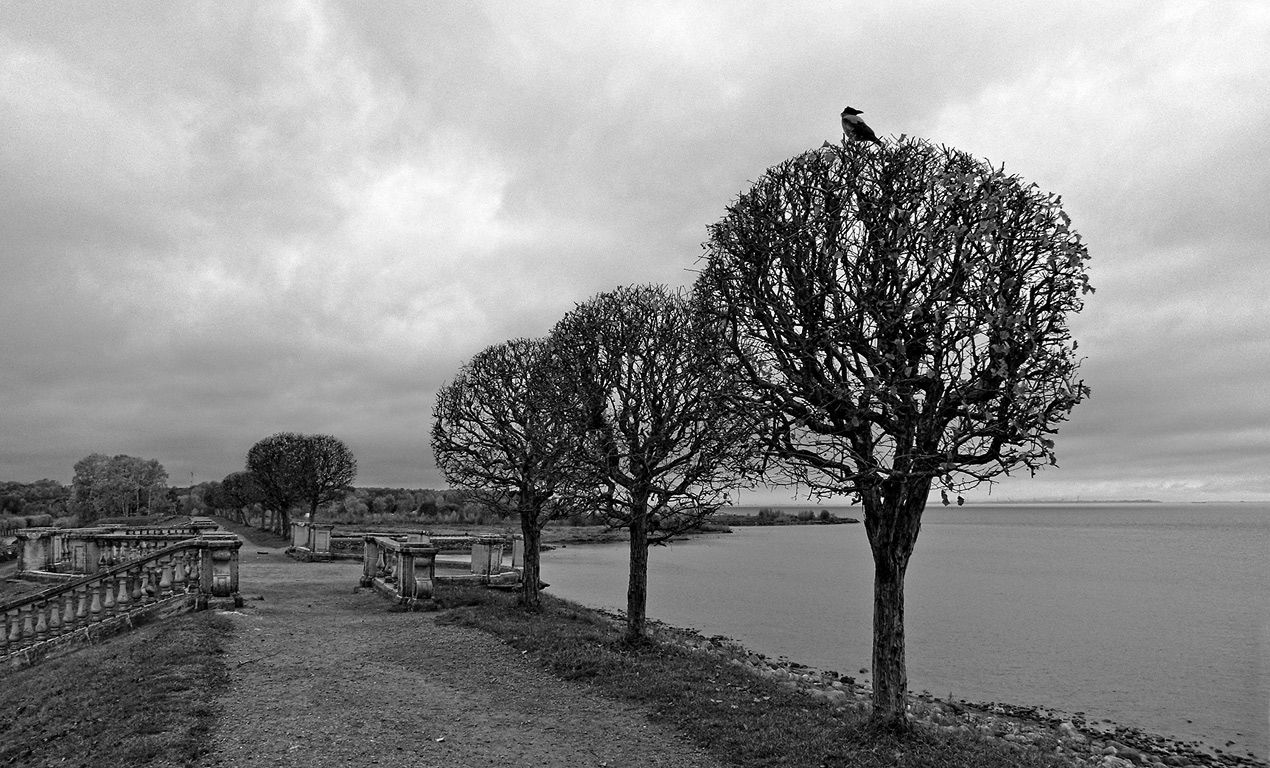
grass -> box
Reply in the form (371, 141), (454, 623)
(435, 585), (1077, 768)
(0, 611), (232, 767)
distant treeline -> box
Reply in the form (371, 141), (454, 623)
(0, 479), (72, 532)
(198, 485), (600, 530)
(712, 507), (860, 526)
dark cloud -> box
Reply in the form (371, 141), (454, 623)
(1, 1), (1267, 501)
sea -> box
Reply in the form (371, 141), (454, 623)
(540, 502), (1270, 761)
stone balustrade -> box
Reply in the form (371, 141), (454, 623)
(357, 532), (525, 607)
(288, 521), (340, 561)
(291, 523), (524, 582)
(0, 534), (243, 669)
(359, 536), (439, 608)
(16, 519), (225, 581)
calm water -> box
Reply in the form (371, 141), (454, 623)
(541, 503), (1270, 760)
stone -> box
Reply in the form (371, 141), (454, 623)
(1058, 721), (1087, 742)
(1117, 746), (1145, 764)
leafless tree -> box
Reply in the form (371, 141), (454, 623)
(247, 432), (356, 533)
(697, 137), (1092, 731)
(431, 337), (592, 607)
(547, 284), (763, 642)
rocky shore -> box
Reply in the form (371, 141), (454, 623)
(622, 615), (1266, 768)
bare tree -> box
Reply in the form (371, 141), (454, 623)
(547, 284), (762, 643)
(293, 434), (358, 519)
(431, 337), (591, 607)
(697, 137), (1092, 731)
(246, 432), (356, 533)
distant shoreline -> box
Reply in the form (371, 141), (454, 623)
(963, 498), (1162, 505)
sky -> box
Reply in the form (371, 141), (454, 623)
(1, 1), (1268, 503)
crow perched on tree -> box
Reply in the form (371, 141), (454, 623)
(841, 106), (881, 145)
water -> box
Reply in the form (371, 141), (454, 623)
(541, 502), (1270, 760)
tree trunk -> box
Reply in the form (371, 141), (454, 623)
(625, 500), (650, 643)
(870, 541), (910, 732)
(519, 514), (543, 608)
(862, 477), (930, 733)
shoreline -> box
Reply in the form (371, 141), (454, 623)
(617, 612), (1265, 768)
(539, 532), (1263, 767)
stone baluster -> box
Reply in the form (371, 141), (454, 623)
(183, 550), (199, 592)
(140, 563), (156, 601)
(33, 601), (48, 641)
(20, 604), (35, 642)
(116, 570), (132, 610)
(89, 579), (104, 622)
(172, 554), (187, 592)
(61, 591), (75, 630)
(129, 565), (144, 602)
(75, 584), (90, 628)
(102, 575), (117, 614)
(159, 558), (174, 597)
(46, 597), (61, 636)
(1, 610), (11, 654)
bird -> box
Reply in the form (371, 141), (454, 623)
(841, 106), (881, 145)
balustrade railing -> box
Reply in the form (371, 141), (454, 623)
(358, 532), (524, 607)
(16, 519), (224, 580)
(1, 535), (242, 667)
(360, 536), (438, 608)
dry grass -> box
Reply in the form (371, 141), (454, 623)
(436, 585), (1077, 768)
(0, 611), (232, 767)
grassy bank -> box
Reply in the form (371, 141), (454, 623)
(435, 585), (1074, 768)
(0, 611), (231, 767)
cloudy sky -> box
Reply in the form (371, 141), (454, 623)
(2, 1), (1267, 502)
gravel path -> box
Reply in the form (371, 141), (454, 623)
(197, 542), (725, 768)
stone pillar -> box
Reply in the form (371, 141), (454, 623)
(15, 528), (58, 575)
(512, 535), (525, 572)
(471, 536), (505, 577)
(291, 521), (308, 549)
(397, 545), (438, 602)
(308, 524), (334, 554)
(361, 537), (381, 587)
(71, 538), (103, 574)
(197, 535), (242, 600)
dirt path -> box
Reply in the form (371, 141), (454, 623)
(197, 540), (725, 768)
